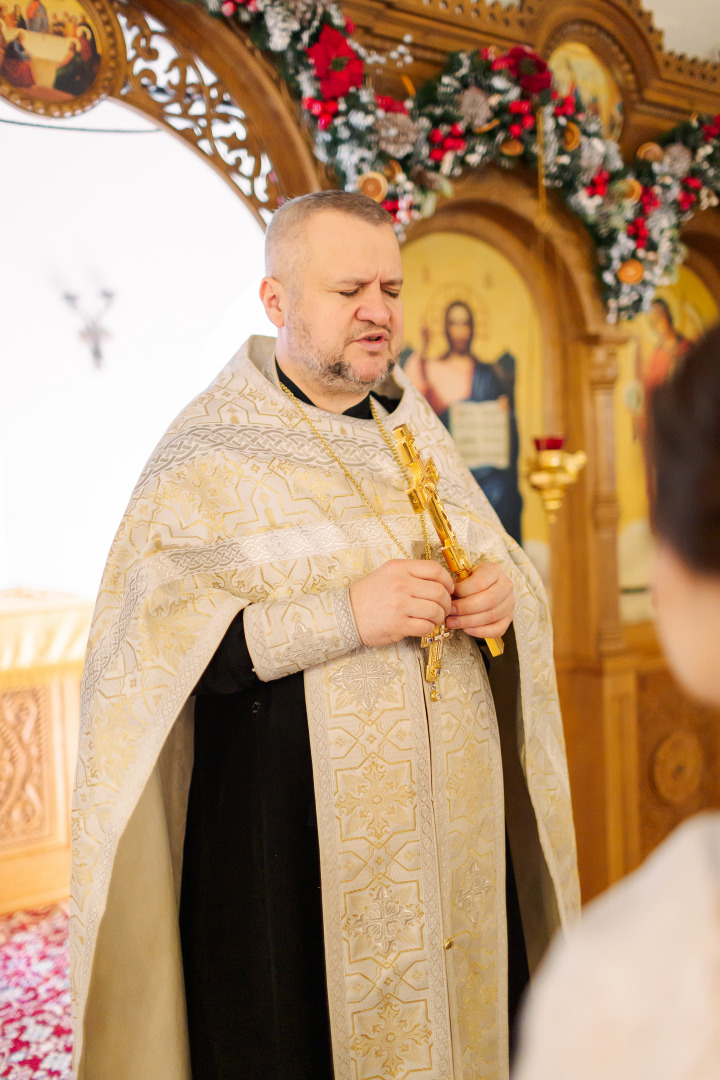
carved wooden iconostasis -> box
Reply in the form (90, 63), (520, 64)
(2, 0), (720, 908)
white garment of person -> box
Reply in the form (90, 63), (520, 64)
(513, 811), (720, 1080)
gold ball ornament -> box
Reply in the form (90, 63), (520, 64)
(357, 171), (389, 202)
(636, 141), (664, 163)
(500, 137), (524, 157)
(617, 259), (645, 285)
(563, 122), (581, 152)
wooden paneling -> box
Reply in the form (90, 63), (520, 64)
(0, 668), (81, 913)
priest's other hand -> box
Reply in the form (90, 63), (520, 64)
(350, 559), (454, 648)
(445, 561), (515, 639)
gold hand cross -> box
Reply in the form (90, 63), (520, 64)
(393, 423), (504, 700)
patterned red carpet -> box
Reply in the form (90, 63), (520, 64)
(0, 904), (72, 1079)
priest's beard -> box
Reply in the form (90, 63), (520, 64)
(284, 307), (399, 394)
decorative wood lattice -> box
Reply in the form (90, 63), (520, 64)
(116, 0), (280, 222)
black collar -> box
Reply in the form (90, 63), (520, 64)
(275, 360), (397, 419)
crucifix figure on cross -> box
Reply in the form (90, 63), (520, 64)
(393, 422), (504, 700)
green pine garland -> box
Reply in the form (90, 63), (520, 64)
(205, 0), (720, 322)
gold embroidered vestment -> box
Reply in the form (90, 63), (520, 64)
(71, 335), (580, 1080)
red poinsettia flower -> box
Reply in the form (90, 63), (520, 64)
(492, 45), (552, 95)
(307, 25), (363, 101)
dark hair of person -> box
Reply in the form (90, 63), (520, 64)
(647, 321), (720, 574)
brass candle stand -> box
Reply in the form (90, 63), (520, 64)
(526, 436), (587, 523)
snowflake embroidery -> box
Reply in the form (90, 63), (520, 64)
(351, 995), (432, 1079)
(455, 860), (492, 926)
(349, 884), (418, 953)
(336, 756), (415, 844)
(329, 651), (398, 710)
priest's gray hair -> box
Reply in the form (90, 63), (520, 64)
(264, 190), (394, 283)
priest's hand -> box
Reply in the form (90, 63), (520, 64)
(445, 561), (515, 640)
(350, 560), (454, 648)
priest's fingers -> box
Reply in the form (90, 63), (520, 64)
(349, 560), (452, 648)
(451, 617), (511, 639)
(405, 559), (455, 594)
(446, 593), (514, 632)
(408, 578), (453, 618)
(447, 562), (515, 633)
(406, 616), (450, 638)
(452, 560), (512, 601)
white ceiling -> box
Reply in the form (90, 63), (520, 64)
(496, 0), (720, 63)
(643, 0), (720, 61)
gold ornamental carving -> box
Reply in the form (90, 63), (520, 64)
(0, 687), (53, 851)
(651, 729), (704, 807)
(542, 19), (639, 99)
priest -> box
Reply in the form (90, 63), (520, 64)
(71, 190), (580, 1080)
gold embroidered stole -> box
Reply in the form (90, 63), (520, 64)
(306, 631), (508, 1079)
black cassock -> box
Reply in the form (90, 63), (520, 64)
(179, 377), (529, 1080)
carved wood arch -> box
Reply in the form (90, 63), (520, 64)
(111, 0), (321, 224)
(536, 0), (659, 96)
(538, 12), (643, 151)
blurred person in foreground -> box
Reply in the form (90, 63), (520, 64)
(513, 322), (720, 1080)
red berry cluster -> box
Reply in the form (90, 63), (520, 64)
(553, 94), (576, 118)
(626, 216), (648, 249)
(626, 186), (661, 249)
(702, 114), (720, 141)
(586, 169), (610, 197)
(507, 98), (535, 138)
(640, 185), (660, 215)
(375, 95), (409, 115)
(678, 175), (703, 212)
(221, 0), (255, 14)
(428, 123), (467, 163)
(302, 96), (339, 130)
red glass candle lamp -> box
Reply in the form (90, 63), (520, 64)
(527, 434), (587, 522)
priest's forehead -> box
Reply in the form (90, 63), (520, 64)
(265, 191), (396, 284)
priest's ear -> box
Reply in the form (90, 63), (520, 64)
(260, 276), (287, 329)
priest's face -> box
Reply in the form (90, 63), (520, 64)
(276, 211), (404, 396)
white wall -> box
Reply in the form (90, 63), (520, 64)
(0, 97), (271, 599)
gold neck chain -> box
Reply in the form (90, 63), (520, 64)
(279, 379), (431, 561)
